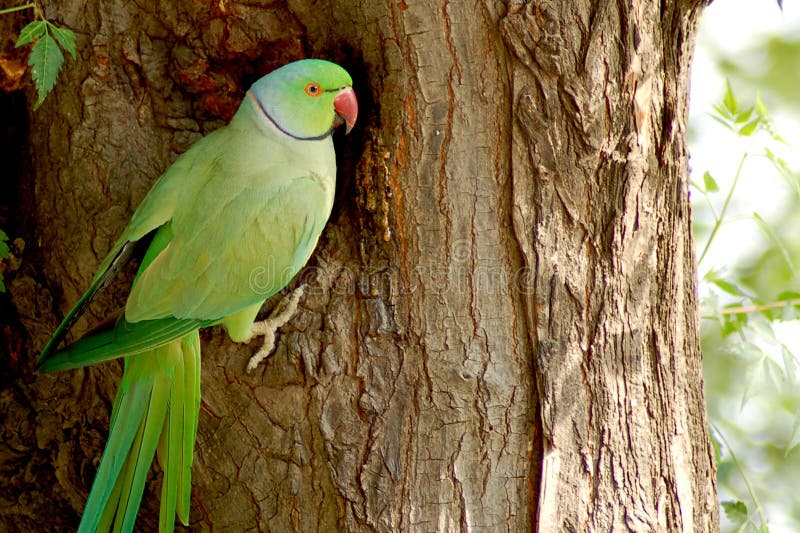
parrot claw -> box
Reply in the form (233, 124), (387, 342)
(246, 284), (307, 373)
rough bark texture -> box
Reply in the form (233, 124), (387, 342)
(501, 1), (717, 530)
(1, 0), (717, 532)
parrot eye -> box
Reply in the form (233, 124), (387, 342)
(305, 82), (322, 97)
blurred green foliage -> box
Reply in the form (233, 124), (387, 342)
(716, 37), (800, 112)
(694, 46), (800, 532)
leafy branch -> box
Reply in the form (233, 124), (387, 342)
(713, 424), (769, 533)
(5, 2), (76, 109)
(696, 153), (747, 266)
(694, 83), (785, 269)
(693, 81), (800, 533)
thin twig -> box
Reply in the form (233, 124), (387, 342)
(698, 152), (748, 265)
(718, 299), (800, 315)
(712, 422), (768, 528)
(0, 3), (35, 16)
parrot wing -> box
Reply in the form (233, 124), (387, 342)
(125, 161), (335, 323)
(40, 152), (334, 373)
(36, 228), (213, 373)
(37, 132), (222, 366)
(37, 315), (211, 373)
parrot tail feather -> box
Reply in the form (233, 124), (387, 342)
(78, 331), (201, 533)
(158, 332), (201, 527)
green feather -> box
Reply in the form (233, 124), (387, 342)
(77, 339), (200, 533)
(38, 59), (355, 532)
(37, 316), (210, 373)
(158, 349), (182, 533)
(178, 333), (200, 523)
(78, 374), (150, 533)
(37, 240), (139, 365)
(156, 332), (200, 530)
(117, 356), (171, 532)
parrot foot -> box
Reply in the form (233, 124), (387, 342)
(246, 284), (307, 373)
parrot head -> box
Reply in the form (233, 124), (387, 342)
(249, 59), (358, 140)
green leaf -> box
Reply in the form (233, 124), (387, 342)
(755, 93), (785, 144)
(755, 92), (769, 120)
(15, 20), (46, 48)
(777, 291), (800, 304)
(753, 213), (799, 281)
(722, 500), (749, 526)
(764, 148), (791, 181)
(703, 171), (719, 192)
(764, 148), (800, 198)
(708, 111), (735, 132)
(28, 33), (65, 110)
(727, 341), (763, 362)
(0, 229), (8, 259)
(764, 358), (784, 389)
(711, 101), (734, 121)
(711, 277), (746, 297)
(750, 319), (777, 343)
(777, 290), (800, 300)
(738, 120), (759, 136)
(49, 24), (76, 59)
(770, 153), (790, 177)
(0, 273), (5, 294)
(741, 355), (764, 408)
(721, 310), (748, 337)
(765, 125), (786, 144)
(723, 80), (739, 115)
(735, 105), (754, 124)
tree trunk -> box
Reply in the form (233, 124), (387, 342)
(1, 0), (717, 531)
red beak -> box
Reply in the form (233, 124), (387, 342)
(333, 87), (358, 134)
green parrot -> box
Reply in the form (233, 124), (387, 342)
(36, 58), (358, 532)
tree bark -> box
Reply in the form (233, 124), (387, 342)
(1, 0), (717, 531)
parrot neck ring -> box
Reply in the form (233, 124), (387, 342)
(247, 87), (357, 141)
(248, 91), (332, 141)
